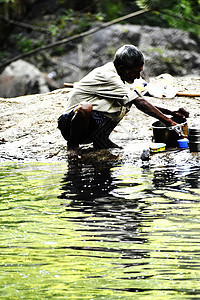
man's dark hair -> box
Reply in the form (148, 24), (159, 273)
(113, 45), (144, 69)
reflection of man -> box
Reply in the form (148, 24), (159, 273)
(59, 164), (113, 204)
(58, 45), (189, 157)
(59, 162), (148, 246)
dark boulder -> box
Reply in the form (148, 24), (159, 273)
(60, 24), (200, 83)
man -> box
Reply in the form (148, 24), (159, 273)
(58, 45), (189, 157)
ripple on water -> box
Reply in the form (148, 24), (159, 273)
(0, 151), (200, 299)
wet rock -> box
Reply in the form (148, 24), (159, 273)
(140, 149), (150, 161)
(0, 77), (199, 162)
(80, 148), (120, 165)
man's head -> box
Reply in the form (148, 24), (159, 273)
(113, 45), (144, 84)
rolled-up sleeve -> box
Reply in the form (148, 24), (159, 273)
(123, 89), (138, 105)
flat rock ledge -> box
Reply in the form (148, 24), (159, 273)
(0, 77), (200, 163)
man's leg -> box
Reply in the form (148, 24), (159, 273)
(58, 102), (93, 158)
(90, 111), (121, 149)
(58, 105), (121, 156)
(68, 102), (93, 150)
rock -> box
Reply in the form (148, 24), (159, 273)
(42, 72), (61, 91)
(140, 149), (150, 161)
(61, 24), (200, 83)
(0, 76), (199, 162)
(1, 59), (50, 98)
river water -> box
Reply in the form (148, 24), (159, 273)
(1, 144), (200, 299)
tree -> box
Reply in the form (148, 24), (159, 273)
(136, 0), (200, 35)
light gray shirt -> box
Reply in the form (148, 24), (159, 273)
(65, 62), (138, 121)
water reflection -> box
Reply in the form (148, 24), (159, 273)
(1, 152), (200, 299)
(186, 168), (200, 188)
(149, 149), (200, 188)
(60, 162), (114, 201)
(153, 165), (200, 189)
(59, 161), (149, 258)
(57, 155), (200, 298)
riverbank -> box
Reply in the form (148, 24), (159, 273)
(0, 76), (200, 162)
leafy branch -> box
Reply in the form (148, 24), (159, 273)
(156, 9), (200, 26)
(0, 9), (149, 70)
(0, 14), (52, 35)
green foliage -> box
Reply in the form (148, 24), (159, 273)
(0, 0), (199, 65)
(14, 34), (43, 53)
(1, 0), (199, 37)
(136, 0), (200, 35)
(0, 0), (13, 15)
(146, 47), (164, 54)
(96, 0), (124, 20)
(0, 50), (10, 62)
(0, 0), (30, 18)
(136, 0), (176, 10)
(48, 24), (60, 37)
(106, 46), (117, 57)
(47, 9), (101, 37)
(161, 0), (200, 35)
(56, 0), (66, 4)
(54, 46), (65, 55)
(0, 0), (15, 3)
(94, 12), (104, 21)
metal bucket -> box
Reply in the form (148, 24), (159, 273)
(188, 127), (200, 152)
(152, 121), (188, 147)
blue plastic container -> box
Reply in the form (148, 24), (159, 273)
(177, 138), (189, 148)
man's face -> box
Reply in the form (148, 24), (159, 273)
(121, 65), (143, 84)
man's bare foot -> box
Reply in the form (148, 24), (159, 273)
(67, 146), (81, 161)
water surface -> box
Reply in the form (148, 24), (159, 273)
(1, 147), (200, 299)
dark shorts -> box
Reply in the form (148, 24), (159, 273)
(57, 109), (117, 143)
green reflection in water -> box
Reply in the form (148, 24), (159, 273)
(0, 161), (200, 299)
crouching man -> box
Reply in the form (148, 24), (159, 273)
(58, 44), (189, 158)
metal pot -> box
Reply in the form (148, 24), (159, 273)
(188, 127), (200, 152)
(189, 142), (200, 152)
(152, 121), (188, 147)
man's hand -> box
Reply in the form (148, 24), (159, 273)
(173, 107), (189, 118)
(172, 107), (189, 123)
(166, 119), (177, 127)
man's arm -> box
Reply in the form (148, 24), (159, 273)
(155, 106), (189, 120)
(132, 97), (177, 127)
(154, 106), (173, 116)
